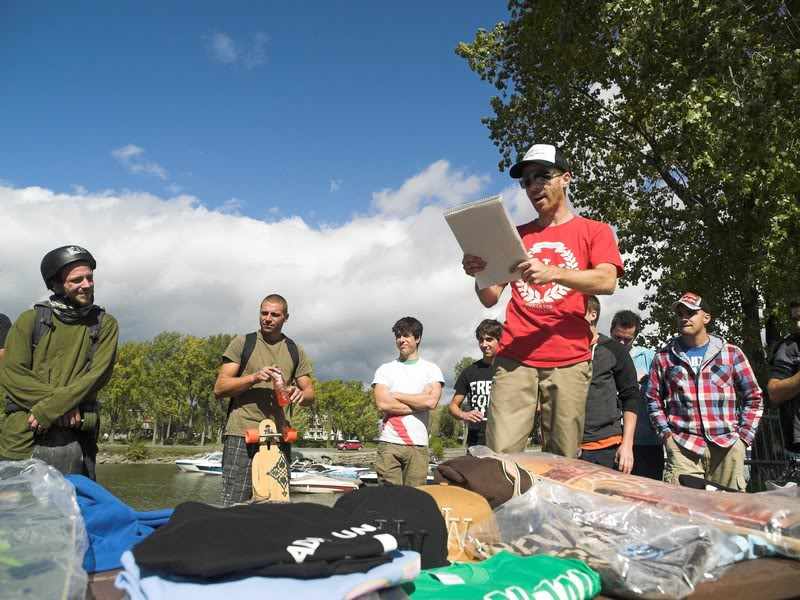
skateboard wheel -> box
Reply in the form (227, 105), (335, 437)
(244, 428), (261, 444)
(283, 427), (297, 443)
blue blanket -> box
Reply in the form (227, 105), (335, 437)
(66, 475), (173, 573)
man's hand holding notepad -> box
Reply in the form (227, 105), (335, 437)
(443, 195), (529, 290)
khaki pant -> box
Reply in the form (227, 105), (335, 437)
(375, 441), (430, 487)
(486, 357), (592, 459)
(663, 436), (747, 491)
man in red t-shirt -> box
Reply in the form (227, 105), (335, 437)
(462, 144), (623, 458)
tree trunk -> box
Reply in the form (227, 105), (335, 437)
(187, 397), (194, 437)
(166, 419), (172, 442)
(200, 422), (206, 446)
(740, 285), (767, 382)
(110, 424), (117, 444)
(152, 420), (158, 444)
(764, 292), (781, 364)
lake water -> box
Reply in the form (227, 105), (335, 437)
(96, 464), (342, 511)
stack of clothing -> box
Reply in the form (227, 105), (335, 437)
(115, 500), (423, 600)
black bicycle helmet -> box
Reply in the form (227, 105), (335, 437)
(40, 245), (97, 289)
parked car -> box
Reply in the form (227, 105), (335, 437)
(337, 439), (363, 451)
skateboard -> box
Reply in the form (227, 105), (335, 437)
(508, 452), (800, 556)
(244, 418), (297, 503)
(417, 483), (496, 562)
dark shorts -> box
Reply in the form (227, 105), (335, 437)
(632, 444), (665, 481)
(466, 423), (487, 448)
(31, 426), (98, 480)
(579, 444), (618, 470)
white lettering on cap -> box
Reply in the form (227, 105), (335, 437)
(522, 144), (557, 164)
(66, 246), (85, 255)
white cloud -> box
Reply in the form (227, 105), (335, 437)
(371, 160), (489, 217)
(111, 144), (168, 179)
(208, 33), (238, 64)
(329, 179), (342, 193)
(207, 32), (268, 70)
(0, 164), (647, 387)
(219, 197), (243, 214)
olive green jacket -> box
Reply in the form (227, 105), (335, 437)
(0, 308), (119, 459)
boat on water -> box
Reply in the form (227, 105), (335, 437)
(175, 451), (223, 475)
(293, 461), (370, 481)
(289, 471), (360, 494)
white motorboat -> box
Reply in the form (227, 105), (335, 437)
(293, 461), (370, 481)
(175, 451), (223, 475)
(289, 471), (360, 494)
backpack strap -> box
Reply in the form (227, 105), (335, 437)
(227, 332), (258, 418)
(85, 308), (105, 369)
(235, 332), (258, 379)
(32, 303), (54, 352)
(32, 303), (105, 368)
(227, 333), (301, 420)
(284, 336), (300, 385)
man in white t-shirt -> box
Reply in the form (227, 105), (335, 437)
(372, 316), (444, 486)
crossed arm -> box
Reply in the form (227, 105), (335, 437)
(374, 382), (442, 414)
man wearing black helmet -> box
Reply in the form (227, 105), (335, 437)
(0, 246), (119, 479)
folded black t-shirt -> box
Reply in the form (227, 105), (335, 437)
(132, 501), (396, 579)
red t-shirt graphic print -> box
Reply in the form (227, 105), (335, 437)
(498, 216), (624, 368)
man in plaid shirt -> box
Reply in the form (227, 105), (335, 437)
(647, 292), (763, 490)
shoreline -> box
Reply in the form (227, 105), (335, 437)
(96, 445), (470, 466)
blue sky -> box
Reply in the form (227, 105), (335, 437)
(1, 2), (509, 224)
(0, 3), (645, 385)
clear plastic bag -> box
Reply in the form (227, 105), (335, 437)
(479, 449), (800, 559)
(0, 459), (88, 599)
(465, 480), (742, 599)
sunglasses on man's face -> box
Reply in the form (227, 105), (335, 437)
(519, 172), (562, 189)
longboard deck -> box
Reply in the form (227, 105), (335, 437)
(508, 452), (800, 557)
(250, 418), (290, 503)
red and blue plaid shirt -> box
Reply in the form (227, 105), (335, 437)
(646, 334), (763, 454)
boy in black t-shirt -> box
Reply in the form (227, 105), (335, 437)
(449, 320), (502, 448)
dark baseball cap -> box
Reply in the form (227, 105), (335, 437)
(671, 292), (712, 314)
(509, 144), (571, 179)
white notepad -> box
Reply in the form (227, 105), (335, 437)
(443, 195), (529, 290)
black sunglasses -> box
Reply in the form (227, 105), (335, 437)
(519, 172), (562, 189)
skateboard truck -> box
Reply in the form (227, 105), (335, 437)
(244, 424), (297, 444)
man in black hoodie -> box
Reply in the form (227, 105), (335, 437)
(580, 296), (639, 472)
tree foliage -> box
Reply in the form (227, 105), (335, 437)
(454, 355), (476, 380)
(457, 0), (800, 377)
(97, 333), (378, 448)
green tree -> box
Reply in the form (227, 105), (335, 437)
(146, 332), (184, 443)
(99, 340), (150, 443)
(202, 333), (234, 443)
(312, 379), (378, 444)
(454, 355), (476, 380)
(457, 1), (800, 378)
